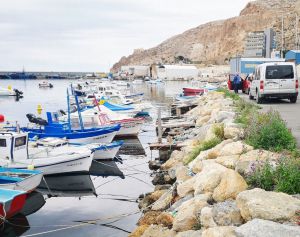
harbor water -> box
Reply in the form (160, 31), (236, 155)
(0, 80), (190, 237)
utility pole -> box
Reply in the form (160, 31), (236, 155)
(281, 15), (284, 58)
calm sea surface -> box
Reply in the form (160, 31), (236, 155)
(0, 80), (190, 237)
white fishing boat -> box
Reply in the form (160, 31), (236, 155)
(38, 81), (53, 88)
(0, 86), (23, 96)
(36, 137), (123, 160)
(132, 79), (143, 85)
(0, 132), (93, 175)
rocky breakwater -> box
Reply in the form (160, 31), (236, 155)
(129, 92), (300, 237)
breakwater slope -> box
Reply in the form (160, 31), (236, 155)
(130, 91), (300, 237)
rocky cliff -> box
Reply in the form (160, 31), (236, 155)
(112, 0), (299, 72)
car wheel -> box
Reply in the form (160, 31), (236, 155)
(249, 90), (254, 100)
(256, 91), (263, 104)
(290, 96), (297, 103)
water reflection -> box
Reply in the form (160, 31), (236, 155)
(0, 214), (30, 237)
(118, 138), (146, 156)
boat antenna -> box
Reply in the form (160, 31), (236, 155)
(66, 89), (72, 132)
(74, 94), (84, 131)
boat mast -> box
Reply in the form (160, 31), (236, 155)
(74, 94), (84, 131)
(67, 89), (72, 132)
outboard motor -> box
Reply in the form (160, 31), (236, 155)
(49, 83), (53, 88)
(26, 113), (48, 126)
(59, 109), (66, 116)
(14, 89), (23, 97)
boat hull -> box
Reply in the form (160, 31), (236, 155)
(113, 119), (144, 137)
(0, 191), (27, 220)
(91, 142), (123, 160)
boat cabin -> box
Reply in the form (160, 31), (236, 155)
(0, 132), (28, 161)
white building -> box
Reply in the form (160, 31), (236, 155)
(151, 65), (198, 80)
(120, 65), (150, 77)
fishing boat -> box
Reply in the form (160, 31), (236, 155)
(175, 94), (200, 101)
(0, 168), (43, 193)
(0, 86), (23, 97)
(0, 189), (27, 220)
(0, 132), (93, 175)
(38, 81), (53, 88)
(36, 137), (123, 160)
(132, 79), (143, 85)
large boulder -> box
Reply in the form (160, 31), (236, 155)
(235, 219), (300, 237)
(161, 150), (185, 170)
(215, 155), (240, 169)
(177, 176), (196, 198)
(172, 195), (208, 232)
(168, 194), (194, 212)
(213, 169), (248, 202)
(152, 189), (174, 211)
(196, 115), (211, 127)
(224, 126), (243, 140)
(141, 225), (176, 237)
(235, 149), (281, 175)
(211, 201), (243, 226)
(175, 230), (203, 237)
(202, 226), (237, 237)
(175, 165), (192, 182)
(138, 211), (162, 226)
(214, 111), (236, 123)
(193, 162), (228, 195)
(236, 188), (300, 222)
(129, 225), (149, 237)
(156, 212), (174, 229)
(200, 206), (217, 228)
(219, 141), (253, 156)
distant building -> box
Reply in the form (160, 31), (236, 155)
(285, 50), (300, 65)
(120, 65), (150, 77)
(151, 65), (198, 80)
(243, 29), (276, 58)
(230, 57), (285, 76)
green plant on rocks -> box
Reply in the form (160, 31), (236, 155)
(244, 110), (296, 152)
(185, 138), (222, 164)
(216, 88), (240, 101)
(213, 124), (225, 140)
(234, 99), (260, 125)
(247, 157), (300, 195)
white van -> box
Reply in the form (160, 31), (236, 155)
(249, 62), (298, 103)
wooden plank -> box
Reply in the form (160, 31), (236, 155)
(149, 143), (186, 151)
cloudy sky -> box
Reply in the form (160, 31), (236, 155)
(0, 0), (252, 72)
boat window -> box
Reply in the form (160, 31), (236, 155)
(15, 136), (27, 147)
(266, 65), (294, 79)
(0, 139), (6, 147)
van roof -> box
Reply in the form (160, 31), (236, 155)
(258, 62), (295, 67)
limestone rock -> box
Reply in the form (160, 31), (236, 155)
(219, 141), (253, 156)
(141, 225), (176, 237)
(200, 206), (217, 228)
(168, 194), (194, 212)
(156, 212), (174, 229)
(152, 189), (174, 211)
(224, 126), (243, 139)
(193, 162), (227, 195)
(196, 115), (211, 127)
(161, 150), (185, 170)
(154, 185), (172, 192)
(175, 230), (203, 237)
(172, 195), (208, 232)
(215, 111), (236, 123)
(138, 211), (161, 226)
(235, 219), (300, 237)
(213, 169), (248, 202)
(236, 188), (300, 222)
(175, 166), (192, 182)
(149, 190), (168, 203)
(129, 225), (149, 237)
(202, 226), (237, 237)
(177, 176), (196, 198)
(211, 201), (243, 226)
(215, 155), (240, 169)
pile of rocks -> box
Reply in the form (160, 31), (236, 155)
(130, 92), (300, 237)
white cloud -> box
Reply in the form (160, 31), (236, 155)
(0, 0), (252, 72)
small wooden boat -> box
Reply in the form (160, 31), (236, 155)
(0, 189), (27, 220)
(0, 168), (43, 193)
(38, 81), (53, 88)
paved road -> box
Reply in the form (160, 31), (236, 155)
(239, 94), (300, 147)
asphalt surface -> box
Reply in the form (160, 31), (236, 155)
(239, 93), (300, 147)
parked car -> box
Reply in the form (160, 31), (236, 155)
(227, 74), (251, 94)
(249, 62), (298, 104)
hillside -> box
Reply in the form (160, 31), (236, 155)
(112, 0), (299, 72)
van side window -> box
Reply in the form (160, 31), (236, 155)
(0, 139), (6, 147)
(266, 66), (294, 79)
(15, 136), (27, 147)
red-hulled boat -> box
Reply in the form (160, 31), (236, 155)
(183, 87), (205, 96)
(0, 189), (27, 221)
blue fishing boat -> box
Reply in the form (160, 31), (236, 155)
(22, 112), (121, 143)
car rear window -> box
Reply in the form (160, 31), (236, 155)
(266, 65), (294, 79)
